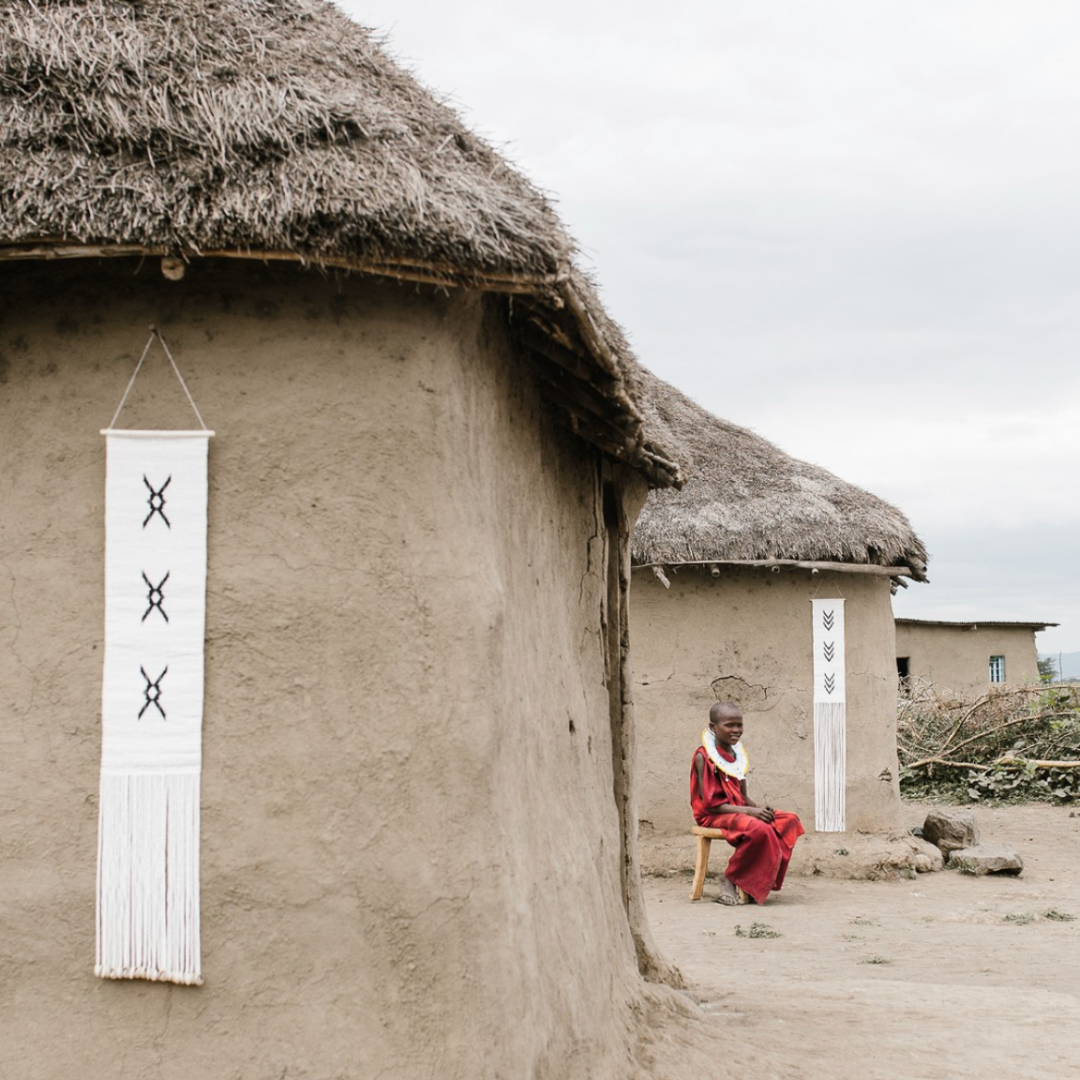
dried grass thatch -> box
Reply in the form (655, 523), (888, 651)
(0, 0), (680, 486)
(0, 0), (566, 279)
(629, 366), (929, 579)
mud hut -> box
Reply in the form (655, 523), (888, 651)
(628, 368), (928, 836)
(0, 3), (687, 1076)
(896, 618), (1057, 694)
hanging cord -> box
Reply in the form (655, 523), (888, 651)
(810, 569), (844, 601)
(108, 327), (209, 431)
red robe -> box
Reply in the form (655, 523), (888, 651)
(690, 744), (804, 905)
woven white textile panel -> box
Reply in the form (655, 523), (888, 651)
(97, 430), (210, 984)
(812, 598), (846, 833)
(101, 432), (209, 772)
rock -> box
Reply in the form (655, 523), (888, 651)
(950, 843), (1024, 876)
(922, 808), (979, 855)
(910, 838), (945, 874)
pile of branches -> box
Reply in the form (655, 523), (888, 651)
(897, 682), (1080, 802)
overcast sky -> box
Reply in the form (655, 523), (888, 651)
(335, 0), (1080, 655)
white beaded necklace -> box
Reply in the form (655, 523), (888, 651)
(702, 728), (749, 781)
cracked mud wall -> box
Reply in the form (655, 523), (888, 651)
(0, 259), (655, 1079)
(630, 565), (902, 836)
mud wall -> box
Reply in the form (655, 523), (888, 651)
(896, 622), (1042, 694)
(0, 258), (652, 1079)
(630, 565), (902, 836)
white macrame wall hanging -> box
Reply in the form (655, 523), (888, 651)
(97, 330), (212, 985)
(812, 598), (846, 832)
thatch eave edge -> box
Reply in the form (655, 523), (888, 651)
(631, 558), (925, 580)
(0, 241), (568, 294)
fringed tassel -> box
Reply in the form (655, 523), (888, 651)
(96, 772), (202, 985)
(814, 701), (846, 832)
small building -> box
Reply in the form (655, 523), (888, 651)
(628, 368), (928, 835)
(0, 3), (686, 1076)
(895, 618), (1057, 695)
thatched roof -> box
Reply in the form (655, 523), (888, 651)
(0, 0), (679, 486)
(630, 366), (929, 580)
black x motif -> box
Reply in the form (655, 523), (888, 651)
(822, 609), (835, 631)
(824, 673), (836, 696)
(142, 571), (170, 623)
(143, 475), (172, 528)
(139, 665), (168, 720)
(823, 641), (835, 662)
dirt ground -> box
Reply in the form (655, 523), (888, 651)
(640, 801), (1080, 1080)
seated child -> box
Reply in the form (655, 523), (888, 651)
(690, 701), (804, 905)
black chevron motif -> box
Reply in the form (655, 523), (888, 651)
(822, 610), (835, 631)
(824, 673), (836, 695)
(823, 641), (835, 662)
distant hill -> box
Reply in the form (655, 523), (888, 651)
(1039, 651), (1080, 681)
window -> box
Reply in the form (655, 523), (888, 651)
(896, 657), (911, 693)
(989, 655), (1006, 683)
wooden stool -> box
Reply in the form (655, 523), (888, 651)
(690, 825), (746, 903)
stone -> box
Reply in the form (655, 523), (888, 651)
(922, 808), (979, 855)
(910, 837), (945, 874)
(950, 843), (1024, 876)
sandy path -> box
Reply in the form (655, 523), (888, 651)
(642, 803), (1080, 1080)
